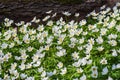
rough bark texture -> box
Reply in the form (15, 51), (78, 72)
(0, 0), (113, 23)
(107, 0), (120, 6)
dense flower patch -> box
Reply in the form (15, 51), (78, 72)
(0, 3), (120, 80)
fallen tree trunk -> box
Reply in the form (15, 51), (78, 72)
(0, 0), (107, 23)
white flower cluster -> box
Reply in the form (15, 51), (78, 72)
(0, 2), (120, 80)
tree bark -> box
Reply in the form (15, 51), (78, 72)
(107, 0), (120, 6)
(0, 0), (106, 23)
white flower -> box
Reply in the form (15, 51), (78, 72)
(108, 20), (116, 29)
(97, 46), (104, 51)
(15, 56), (21, 60)
(10, 63), (17, 70)
(58, 34), (66, 44)
(4, 19), (13, 27)
(100, 58), (107, 64)
(100, 28), (107, 35)
(85, 44), (93, 54)
(46, 36), (53, 44)
(75, 13), (80, 17)
(88, 24), (96, 30)
(27, 46), (34, 52)
(38, 67), (43, 73)
(92, 28), (99, 32)
(117, 49), (120, 53)
(81, 58), (87, 66)
(56, 49), (66, 57)
(9, 43), (15, 48)
(32, 54), (39, 62)
(33, 61), (41, 67)
(52, 13), (57, 17)
(31, 16), (40, 23)
(76, 68), (83, 73)
(69, 43), (75, 48)
(23, 34), (30, 44)
(90, 10), (98, 16)
(62, 11), (71, 16)
(102, 67), (108, 75)
(87, 59), (92, 64)
(72, 52), (79, 60)
(80, 74), (86, 80)
(72, 61), (81, 67)
(41, 77), (49, 80)
(116, 25), (120, 32)
(4, 34), (11, 40)
(108, 34), (117, 40)
(79, 37), (84, 44)
(4, 74), (10, 80)
(19, 63), (26, 71)
(116, 63), (120, 69)
(73, 78), (78, 80)
(25, 22), (31, 27)
(19, 49), (26, 54)
(28, 29), (36, 35)
(41, 71), (46, 77)
(116, 2), (120, 6)
(0, 32), (1, 37)
(108, 40), (117, 46)
(112, 64), (116, 70)
(80, 19), (86, 26)
(53, 69), (57, 75)
(70, 37), (77, 43)
(91, 66), (98, 72)
(42, 15), (51, 21)
(88, 38), (95, 45)
(60, 67), (67, 75)
(1, 43), (8, 49)
(57, 62), (63, 69)
(3, 54), (9, 62)
(100, 5), (106, 10)
(47, 20), (53, 26)
(112, 49), (118, 57)
(20, 73), (27, 79)
(42, 31), (48, 38)
(107, 76), (113, 80)
(26, 63), (32, 69)
(46, 72), (53, 77)
(15, 21), (25, 26)
(19, 26), (27, 34)
(38, 52), (45, 58)
(85, 55), (90, 59)
(78, 46), (83, 51)
(37, 25), (44, 31)
(44, 45), (50, 51)
(56, 46), (62, 50)
(21, 53), (28, 60)
(4, 18), (9, 22)
(96, 36), (103, 44)
(25, 77), (34, 80)
(91, 72), (98, 78)
(11, 77), (16, 80)
(46, 10), (52, 14)
(69, 29), (75, 37)
(75, 28), (83, 36)
(11, 70), (19, 77)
